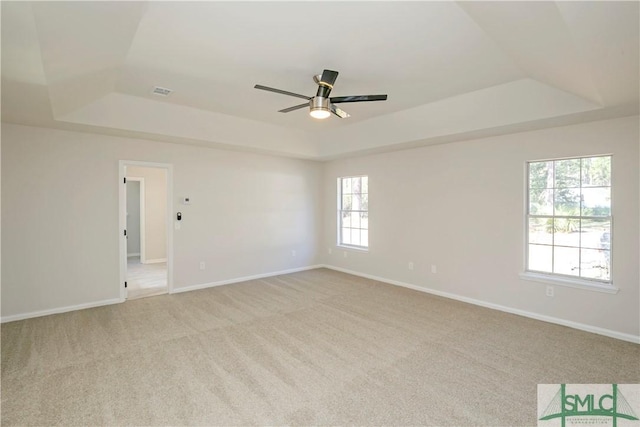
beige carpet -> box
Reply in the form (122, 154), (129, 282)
(2, 268), (638, 426)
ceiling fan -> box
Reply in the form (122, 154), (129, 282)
(254, 69), (387, 120)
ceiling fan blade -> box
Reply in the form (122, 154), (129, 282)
(330, 104), (350, 119)
(330, 94), (388, 104)
(316, 69), (339, 98)
(320, 69), (339, 87)
(278, 102), (309, 113)
(254, 84), (310, 101)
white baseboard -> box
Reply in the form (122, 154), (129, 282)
(1, 298), (124, 323)
(127, 253), (140, 258)
(143, 258), (167, 264)
(6, 265), (636, 345)
(321, 264), (640, 345)
(171, 265), (324, 294)
(1, 265), (321, 322)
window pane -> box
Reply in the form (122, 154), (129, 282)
(553, 218), (580, 247)
(553, 246), (580, 276)
(350, 212), (360, 229)
(528, 217), (553, 245)
(360, 194), (369, 211)
(342, 178), (351, 193)
(582, 156), (611, 187)
(529, 188), (553, 215)
(529, 161), (553, 189)
(581, 249), (610, 280)
(526, 156), (611, 284)
(554, 188), (580, 216)
(341, 211), (351, 228)
(529, 244), (552, 273)
(361, 230), (369, 247)
(352, 193), (362, 211)
(581, 187), (610, 216)
(360, 212), (369, 229)
(341, 228), (351, 245)
(581, 219), (610, 250)
(342, 195), (352, 211)
(555, 159), (581, 188)
(352, 177), (361, 194)
(351, 229), (360, 246)
(339, 175), (369, 249)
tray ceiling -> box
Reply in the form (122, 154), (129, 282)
(2, 1), (638, 159)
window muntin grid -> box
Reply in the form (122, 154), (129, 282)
(526, 156), (612, 283)
(338, 176), (368, 249)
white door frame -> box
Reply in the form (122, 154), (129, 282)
(125, 177), (146, 262)
(119, 160), (174, 301)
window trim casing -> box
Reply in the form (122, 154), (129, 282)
(523, 154), (617, 293)
(519, 271), (618, 294)
(337, 175), (369, 251)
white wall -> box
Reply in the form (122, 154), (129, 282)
(1, 123), (323, 318)
(126, 180), (141, 256)
(2, 117), (638, 342)
(322, 116), (640, 339)
(127, 166), (167, 262)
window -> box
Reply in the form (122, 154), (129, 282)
(338, 176), (368, 249)
(526, 155), (612, 283)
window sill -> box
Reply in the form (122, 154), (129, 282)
(337, 245), (369, 253)
(519, 272), (619, 294)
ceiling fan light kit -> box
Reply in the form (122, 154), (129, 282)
(309, 97), (331, 119)
(255, 69), (387, 120)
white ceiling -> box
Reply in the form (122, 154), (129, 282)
(2, 1), (638, 160)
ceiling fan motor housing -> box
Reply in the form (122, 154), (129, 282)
(310, 96), (329, 110)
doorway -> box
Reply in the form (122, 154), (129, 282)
(119, 161), (173, 301)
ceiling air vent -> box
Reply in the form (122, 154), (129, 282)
(151, 86), (172, 97)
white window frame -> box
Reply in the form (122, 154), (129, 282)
(520, 155), (618, 294)
(337, 175), (369, 250)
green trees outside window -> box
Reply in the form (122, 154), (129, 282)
(527, 156), (611, 282)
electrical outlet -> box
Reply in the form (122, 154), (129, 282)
(431, 265), (437, 274)
(546, 285), (554, 297)
(328, 248), (332, 255)
(199, 261), (205, 270)
(343, 251), (348, 258)
(291, 250), (296, 257)
(408, 262), (414, 271)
